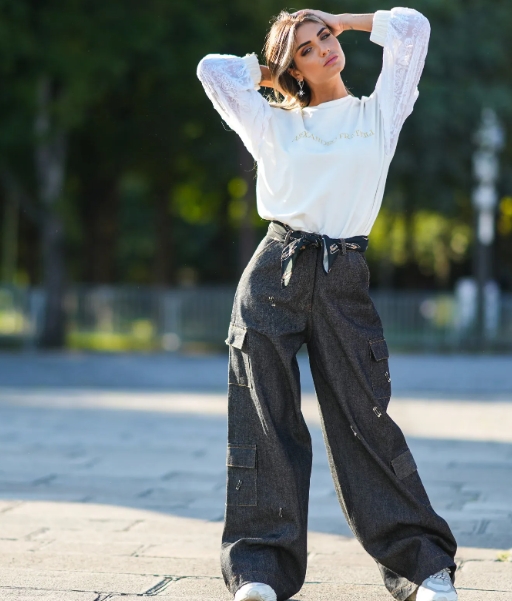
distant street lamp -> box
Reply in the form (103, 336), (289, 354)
(471, 107), (505, 347)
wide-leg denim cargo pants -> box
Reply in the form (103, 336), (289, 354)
(221, 220), (457, 601)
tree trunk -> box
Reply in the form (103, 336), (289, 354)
(35, 76), (68, 348)
(40, 210), (66, 345)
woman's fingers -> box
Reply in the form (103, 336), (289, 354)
(290, 9), (343, 36)
(292, 9), (326, 18)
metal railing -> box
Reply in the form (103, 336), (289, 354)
(0, 285), (510, 352)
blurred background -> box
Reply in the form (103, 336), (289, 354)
(0, 0), (511, 353)
(0, 2), (511, 598)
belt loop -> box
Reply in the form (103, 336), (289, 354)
(340, 239), (346, 256)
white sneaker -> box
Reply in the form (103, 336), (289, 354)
(415, 567), (457, 601)
(234, 582), (277, 601)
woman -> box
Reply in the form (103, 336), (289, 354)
(197, 7), (458, 601)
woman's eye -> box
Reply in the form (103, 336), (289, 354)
(302, 32), (331, 55)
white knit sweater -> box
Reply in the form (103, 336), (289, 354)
(196, 7), (430, 239)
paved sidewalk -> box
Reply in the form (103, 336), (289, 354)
(0, 351), (511, 600)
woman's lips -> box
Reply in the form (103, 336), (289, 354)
(324, 54), (338, 66)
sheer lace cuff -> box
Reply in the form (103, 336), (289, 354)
(241, 53), (262, 90)
(370, 10), (391, 47)
(372, 7), (430, 156)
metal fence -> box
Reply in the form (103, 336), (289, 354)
(0, 284), (511, 352)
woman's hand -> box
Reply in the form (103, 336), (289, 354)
(291, 9), (347, 37)
(291, 10), (375, 35)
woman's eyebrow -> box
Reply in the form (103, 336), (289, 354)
(296, 27), (328, 51)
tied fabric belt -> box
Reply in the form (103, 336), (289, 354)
(269, 220), (369, 288)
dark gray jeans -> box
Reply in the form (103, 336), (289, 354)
(221, 220), (457, 601)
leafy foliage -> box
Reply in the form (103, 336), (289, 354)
(0, 0), (511, 290)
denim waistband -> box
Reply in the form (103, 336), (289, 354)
(267, 220), (369, 288)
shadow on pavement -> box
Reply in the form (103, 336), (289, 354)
(0, 390), (511, 550)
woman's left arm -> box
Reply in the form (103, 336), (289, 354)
(368, 7), (431, 156)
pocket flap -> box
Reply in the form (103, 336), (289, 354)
(225, 323), (247, 350)
(227, 444), (256, 468)
(391, 449), (417, 480)
(369, 338), (389, 362)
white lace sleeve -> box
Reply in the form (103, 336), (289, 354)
(196, 52), (273, 161)
(369, 7), (431, 155)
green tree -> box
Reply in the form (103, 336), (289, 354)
(1, 0), (511, 338)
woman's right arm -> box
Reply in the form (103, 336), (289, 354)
(196, 52), (273, 161)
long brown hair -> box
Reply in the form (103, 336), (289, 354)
(262, 10), (354, 110)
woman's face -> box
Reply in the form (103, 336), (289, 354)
(287, 21), (345, 87)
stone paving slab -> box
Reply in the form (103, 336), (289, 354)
(0, 350), (512, 599)
(0, 551), (222, 577)
(0, 592), (98, 601)
(0, 351), (511, 395)
(0, 499), (509, 600)
(0, 568), (162, 594)
(457, 560), (512, 591)
(3, 388), (512, 444)
(102, 593), (512, 601)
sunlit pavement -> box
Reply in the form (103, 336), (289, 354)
(0, 351), (511, 600)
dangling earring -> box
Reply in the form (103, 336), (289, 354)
(297, 79), (304, 97)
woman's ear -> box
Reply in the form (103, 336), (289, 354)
(287, 66), (301, 80)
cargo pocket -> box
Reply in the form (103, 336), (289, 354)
(225, 322), (253, 388)
(226, 443), (257, 506)
(391, 449), (417, 480)
(391, 449), (431, 507)
(369, 337), (392, 405)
